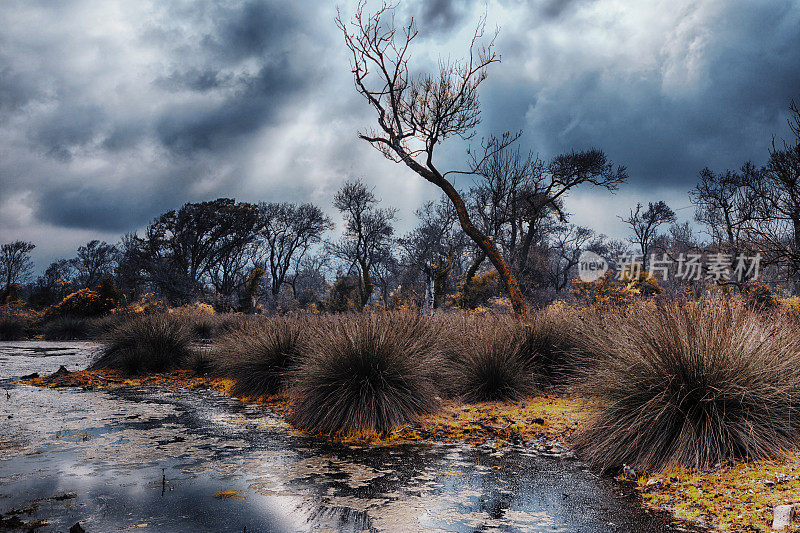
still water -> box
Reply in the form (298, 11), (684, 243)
(0, 342), (688, 532)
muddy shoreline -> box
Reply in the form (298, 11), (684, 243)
(1, 341), (698, 532)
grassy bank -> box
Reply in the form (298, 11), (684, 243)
(18, 298), (800, 531)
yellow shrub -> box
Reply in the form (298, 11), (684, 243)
(572, 267), (662, 311)
(779, 296), (800, 320)
(741, 280), (782, 309)
(112, 293), (168, 315)
(45, 288), (116, 318)
(456, 271), (500, 309)
(169, 302), (216, 317)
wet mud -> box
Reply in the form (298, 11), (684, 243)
(0, 342), (694, 532)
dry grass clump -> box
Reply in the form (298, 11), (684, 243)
(187, 314), (253, 340)
(441, 316), (538, 402)
(42, 316), (92, 340)
(289, 311), (442, 436)
(89, 315), (196, 375)
(215, 317), (309, 397)
(0, 314), (29, 340)
(190, 316), (217, 340)
(517, 305), (584, 387)
(86, 314), (129, 338)
(575, 298), (800, 473)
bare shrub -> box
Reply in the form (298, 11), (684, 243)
(215, 317), (310, 397)
(89, 315), (195, 375)
(0, 314), (28, 340)
(289, 311), (441, 436)
(575, 298), (800, 472)
(43, 316), (91, 340)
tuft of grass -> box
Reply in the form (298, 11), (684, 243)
(191, 317), (217, 340)
(87, 314), (129, 339)
(289, 312), (441, 436)
(196, 314), (257, 340)
(89, 315), (195, 375)
(215, 317), (309, 397)
(517, 305), (583, 388)
(442, 316), (537, 402)
(0, 314), (28, 341)
(188, 350), (217, 376)
(575, 298), (800, 473)
(43, 316), (92, 340)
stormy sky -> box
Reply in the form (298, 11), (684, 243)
(1, 0), (799, 271)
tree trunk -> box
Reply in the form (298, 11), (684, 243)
(423, 271), (434, 315)
(433, 252), (452, 309)
(359, 260), (373, 308)
(385, 142), (527, 317)
(446, 196), (526, 317)
(460, 250), (485, 305)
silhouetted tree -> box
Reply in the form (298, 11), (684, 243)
(337, 3), (529, 316)
(71, 240), (118, 288)
(690, 164), (758, 252)
(329, 179), (396, 307)
(256, 202), (333, 300)
(620, 201), (676, 268)
(289, 254), (331, 309)
(129, 199), (260, 304)
(547, 225), (595, 291)
(746, 100), (800, 281)
(29, 259), (74, 307)
(0, 241), (35, 295)
(469, 136), (626, 291)
(399, 196), (467, 309)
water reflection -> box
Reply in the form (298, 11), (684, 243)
(0, 342), (681, 532)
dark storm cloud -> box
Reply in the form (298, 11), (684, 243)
(147, 0), (312, 155)
(0, 0), (330, 248)
(155, 68), (233, 92)
(155, 57), (301, 153)
(29, 104), (107, 161)
(1, 0), (800, 269)
(539, 0), (590, 20)
(0, 65), (40, 114)
(486, 0), (800, 192)
(37, 187), (161, 232)
(202, 0), (300, 61)
(414, 0), (477, 34)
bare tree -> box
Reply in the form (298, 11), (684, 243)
(469, 135), (626, 290)
(745, 100), (800, 281)
(399, 196), (468, 309)
(71, 240), (118, 288)
(329, 179), (396, 307)
(256, 202), (333, 300)
(288, 253), (331, 308)
(0, 240), (35, 293)
(547, 225), (595, 291)
(29, 259), (75, 307)
(690, 164), (758, 252)
(337, 2), (529, 316)
(619, 201), (676, 268)
(129, 199), (261, 304)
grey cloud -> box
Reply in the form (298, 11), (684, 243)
(539, 0), (591, 20)
(155, 68), (233, 92)
(28, 104), (107, 161)
(0, 0), (799, 271)
(155, 56), (303, 154)
(0, 65), (41, 114)
(413, 0), (478, 35)
(489, 0), (800, 191)
(202, 0), (300, 61)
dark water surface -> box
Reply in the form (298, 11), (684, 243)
(0, 341), (689, 532)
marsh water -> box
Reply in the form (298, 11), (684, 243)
(0, 342), (689, 532)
